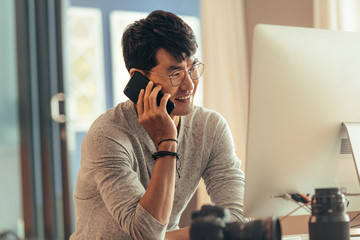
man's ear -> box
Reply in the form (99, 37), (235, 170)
(129, 68), (146, 77)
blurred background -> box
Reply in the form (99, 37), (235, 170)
(1, 0), (360, 239)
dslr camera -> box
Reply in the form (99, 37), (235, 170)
(190, 205), (281, 240)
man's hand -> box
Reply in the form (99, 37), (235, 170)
(136, 81), (177, 149)
(136, 80), (178, 224)
(165, 227), (190, 240)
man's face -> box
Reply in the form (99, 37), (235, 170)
(146, 48), (199, 116)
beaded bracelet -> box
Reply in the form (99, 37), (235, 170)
(151, 151), (181, 178)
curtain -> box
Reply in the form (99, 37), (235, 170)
(196, 0), (249, 208)
(314, 0), (360, 31)
(201, 0), (249, 170)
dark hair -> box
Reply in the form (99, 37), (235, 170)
(121, 10), (198, 72)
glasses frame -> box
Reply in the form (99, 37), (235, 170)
(144, 62), (204, 87)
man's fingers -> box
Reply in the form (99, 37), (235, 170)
(160, 93), (171, 113)
(136, 89), (145, 115)
(149, 85), (162, 110)
(143, 81), (153, 112)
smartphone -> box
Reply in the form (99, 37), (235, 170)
(123, 71), (175, 115)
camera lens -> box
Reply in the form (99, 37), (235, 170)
(225, 217), (281, 240)
(309, 188), (350, 240)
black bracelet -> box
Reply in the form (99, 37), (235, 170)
(151, 151), (182, 178)
(158, 139), (178, 146)
(152, 151), (178, 160)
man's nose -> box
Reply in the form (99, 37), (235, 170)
(179, 72), (194, 91)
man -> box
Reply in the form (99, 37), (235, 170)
(70, 10), (247, 240)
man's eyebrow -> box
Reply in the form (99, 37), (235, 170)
(167, 58), (199, 72)
(192, 58), (199, 65)
(167, 64), (183, 72)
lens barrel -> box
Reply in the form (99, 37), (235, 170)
(190, 205), (282, 240)
(225, 217), (281, 240)
(309, 188), (350, 240)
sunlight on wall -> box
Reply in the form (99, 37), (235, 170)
(66, 7), (106, 132)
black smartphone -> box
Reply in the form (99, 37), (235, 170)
(123, 71), (175, 115)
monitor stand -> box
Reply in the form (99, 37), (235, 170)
(343, 122), (360, 186)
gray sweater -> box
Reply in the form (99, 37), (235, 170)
(70, 100), (246, 240)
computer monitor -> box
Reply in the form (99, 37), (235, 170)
(244, 24), (360, 218)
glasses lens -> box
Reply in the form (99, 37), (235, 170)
(170, 70), (185, 86)
(169, 63), (204, 86)
(190, 63), (204, 80)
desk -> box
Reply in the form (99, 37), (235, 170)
(283, 236), (360, 240)
(283, 228), (360, 240)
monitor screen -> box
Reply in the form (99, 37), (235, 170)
(244, 24), (360, 218)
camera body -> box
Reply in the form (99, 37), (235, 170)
(309, 188), (350, 240)
(190, 205), (281, 240)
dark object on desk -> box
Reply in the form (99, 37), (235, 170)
(190, 205), (281, 240)
(309, 188), (350, 240)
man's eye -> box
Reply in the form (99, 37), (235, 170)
(172, 71), (182, 77)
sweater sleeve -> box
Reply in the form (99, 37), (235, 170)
(82, 130), (167, 239)
(202, 116), (249, 223)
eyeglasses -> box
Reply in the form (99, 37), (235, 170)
(144, 62), (204, 87)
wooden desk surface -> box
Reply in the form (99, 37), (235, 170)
(283, 228), (360, 240)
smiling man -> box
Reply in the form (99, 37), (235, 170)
(70, 10), (247, 240)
